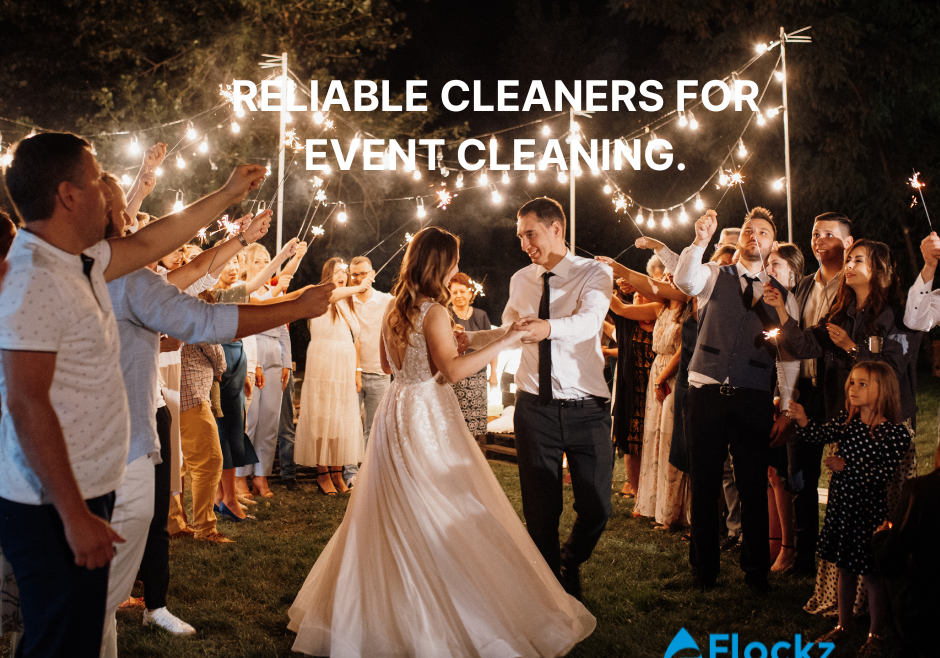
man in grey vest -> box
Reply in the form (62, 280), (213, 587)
(674, 207), (799, 592)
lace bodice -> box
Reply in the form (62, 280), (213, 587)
(383, 301), (440, 386)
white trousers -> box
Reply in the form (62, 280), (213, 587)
(238, 335), (284, 477)
(100, 455), (156, 658)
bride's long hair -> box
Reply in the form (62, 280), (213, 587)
(387, 227), (460, 345)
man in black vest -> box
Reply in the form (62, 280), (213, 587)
(674, 207), (800, 592)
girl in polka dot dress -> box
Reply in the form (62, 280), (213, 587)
(788, 362), (910, 658)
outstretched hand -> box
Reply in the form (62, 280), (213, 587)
(694, 210), (718, 246)
(241, 210), (272, 243)
(512, 316), (551, 343)
(221, 164), (267, 203)
(635, 236), (665, 252)
(297, 282), (336, 319)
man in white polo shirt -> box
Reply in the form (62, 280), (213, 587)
(342, 255), (393, 488)
(0, 132), (266, 658)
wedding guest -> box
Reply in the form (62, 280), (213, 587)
(343, 256), (393, 488)
(633, 275), (690, 532)
(718, 227), (741, 249)
(465, 197), (614, 600)
(785, 212), (854, 576)
(448, 272), (498, 449)
(712, 244), (736, 267)
(236, 241), (306, 498)
(872, 452), (940, 658)
(609, 284), (659, 499)
(763, 243), (805, 573)
(673, 207), (799, 592)
(295, 258), (370, 494)
(0, 132), (265, 658)
(789, 363), (910, 657)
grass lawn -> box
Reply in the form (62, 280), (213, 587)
(4, 382), (936, 658)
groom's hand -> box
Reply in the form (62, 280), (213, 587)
(515, 317), (551, 343)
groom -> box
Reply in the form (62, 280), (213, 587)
(467, 197), (614, 600)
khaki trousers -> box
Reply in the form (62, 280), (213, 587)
(179, 401), (223, 538)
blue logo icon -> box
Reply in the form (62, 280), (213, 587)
(665, 628), (701, 658)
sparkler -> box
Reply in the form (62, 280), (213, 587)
(196, 227), (208, 244)
(469, 278), (485, 298)
(436, 187), (453, 209)
(910, 171), (932, 229)
(310, 225), (325, 237)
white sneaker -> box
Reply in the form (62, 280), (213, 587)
(142, 607), (196, 636)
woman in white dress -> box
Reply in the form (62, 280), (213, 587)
(294, 257), (370, 495)
(288, 227), (596, 657)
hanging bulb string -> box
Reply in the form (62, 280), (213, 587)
(727, 147), (751, 214)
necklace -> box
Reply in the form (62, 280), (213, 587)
(452, 305), (472, 321)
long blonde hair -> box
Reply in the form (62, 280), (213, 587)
(845, 361), (901, 435)
(387, 227), (460, 345)
(240, 242), (270, 282)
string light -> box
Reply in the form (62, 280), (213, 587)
(284, 113), (292, 124)
(490, 183), (501, 204)
(337, 203), (348, 223)
(574, 166), (583, 177)
(501, 170), (510, 184)
(773, 177), (786, 190)
(603, 183), (612, 194)
(155, 167), (163, 177)
(198, 139), (209, 153)
(557, 167), (567, 184)
(173, 190), (184, 213)
(737, 138), (747, 158)
(718, 170), (729, 186)
(479, 168), (488, 185)
(313, 111), (325, 124)
(186, 123), (197, 141)
(679, 205), (688, 222)
(416, 197), (426, 219)
(121, 174), (132, 187)
(650, 130), (660, 149)
(636, 209), (645, 226)
(766, 107), (779, 118)
(128, 136), (141, 156)
(756, 112), (766, 126)
(694, 193), (704, 211)
(413, 168), (421, 180)
(542, 125), (551, 136)
(236, 108), (245, 118)
(662, 211), (672, 229)
(647, 213), (656, 229)
(456, 172), (464, 188)
(678, 111), (688, 127)
(775, 70), (785, 82)
(176, 154), (186, 169)
(688, 110), (699, 130)
(528, 171), (537, 183)
(756, 43), (768, 54)
(231, 121), (240, 133)
(266, 160), (272, 176)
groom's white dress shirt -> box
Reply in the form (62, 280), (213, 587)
(469, 251), (613, 400)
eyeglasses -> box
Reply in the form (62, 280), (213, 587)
(349, 271), (372, 279)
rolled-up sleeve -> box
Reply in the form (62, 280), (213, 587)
(546, 264), (613, 343)
(903, 275), (939, 332)
(673, 244), (716, 299)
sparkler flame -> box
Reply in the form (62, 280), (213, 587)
(196, 228), (208, 244)
(763, 328), (780, 341)
(436, 188), (453, 209)
(910, 172), (924, 189)
(310, 225), (325, 237)
(469, 278), (485, 297)
(311, 176), (323, 188)
(219, 84), (233, 103)
(315, 190), (327, 202)
(405, 232), (415, 243)
(324, 119), (335, 130)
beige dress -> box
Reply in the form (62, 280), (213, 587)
(295, 304), (364, 466)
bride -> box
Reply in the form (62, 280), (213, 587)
(288, 227), (596, 657)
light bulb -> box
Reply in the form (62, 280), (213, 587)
(313, 111), (324, 124)
(128, 137), (141, 156)
(773, 177), (786, 190)
(662, 212), (672, 229)
(176, 154), (186, 169)
(173, 200), (184, 212)
(337, 209), (348, 223)
(155, 167), (163, 177)
(572, 121), (579, 133)
(647, 216), (656, 229)
(756, 43), (768, 54)
(323, 164), (331, 174)
(479, 170), (488, 185)
(236, 108), (245, 118)
(756, 113), (766, 126)
(636, 211), (645, 225)
(491, 187), (501, 204)
(121, 174), (132, 187)
(231, 121), (240, 133)
(199, 139), (208, 153)
(678, 112), (688, 127)
(650, 130), (660, 149)
(694, 194), (704, 211)
(413, 169), (421, 180)
(186, 124), (197, 141)
(603, 184), (612, 194)
(542, 125), (551, 136)
(679, 206), (688, 222)
(688, 111), (699, 130)
(574, 167), (583, 177)
(266, 161), (272, 175)
(719, 172), (729, 186)
(528, 171), (537, 183)
(284, 113), (292, 124)
(456, 172), (464, 188)
(417, 206), (426, 219)
(502, 171), (510, 184)
(767, 107), (779, 117)
(558, 169), (567, 184)
(737, 139), (746, 158)
(775, 70), (785, 82)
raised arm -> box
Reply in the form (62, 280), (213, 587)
(673, 210), (719, 298)
(124, 143), (167, 220)
(904, 232), (940, 331)
(609, 295), (662, 321)
(424, 303), (523, 383)
(245, 238), (299, 295)
(103, 164), (267, 282)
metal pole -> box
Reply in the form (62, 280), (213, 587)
(569, 107), (576, 253)
(780, 27), (793, 243)
(277, 52), (288, 251)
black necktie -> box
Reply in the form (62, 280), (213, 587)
(80, 254), (101, 307)
(539, 271), (554, 405)
(742, 274), (758, 309)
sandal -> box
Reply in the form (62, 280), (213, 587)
(316, 472), (337, 496)
(856, 633), (885, 658)
(329, 468), (350, 494)
(771, 544), (796, 573)
(617, 491), (635, 499)
(816, 625), (852, 645)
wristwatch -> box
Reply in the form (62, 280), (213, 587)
(847, 345), (859, 360)
(237, 232), (249, 247)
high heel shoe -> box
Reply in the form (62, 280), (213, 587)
(329, 468), (350, 494)
(316, 473), (337, 496)
(218, 501), (255, 522)
(251, 483), (274, 499)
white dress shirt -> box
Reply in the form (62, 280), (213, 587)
(354, 289), (394, 374)
(903, 273), (940, 331)
(470, 251), (613, 400)
(673, 243), (800, 408)
(799, 270), (841, 380)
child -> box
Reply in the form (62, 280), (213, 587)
(788, 362), (910, 658)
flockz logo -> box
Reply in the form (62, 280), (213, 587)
(665, 628), (834, 658)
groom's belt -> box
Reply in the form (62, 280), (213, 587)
(517, 390), (608, 409)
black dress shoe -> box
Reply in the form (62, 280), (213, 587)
(559, 564), (582, 601)
(280, 479), (300, 491)
(720, 535), (742, 553)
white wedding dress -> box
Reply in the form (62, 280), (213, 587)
(288, 302), (595, 657)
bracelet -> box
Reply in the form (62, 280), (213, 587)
(356, 367), (363, 372)
(237, 233), (249, 247)
(654, 382), (662, 389)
